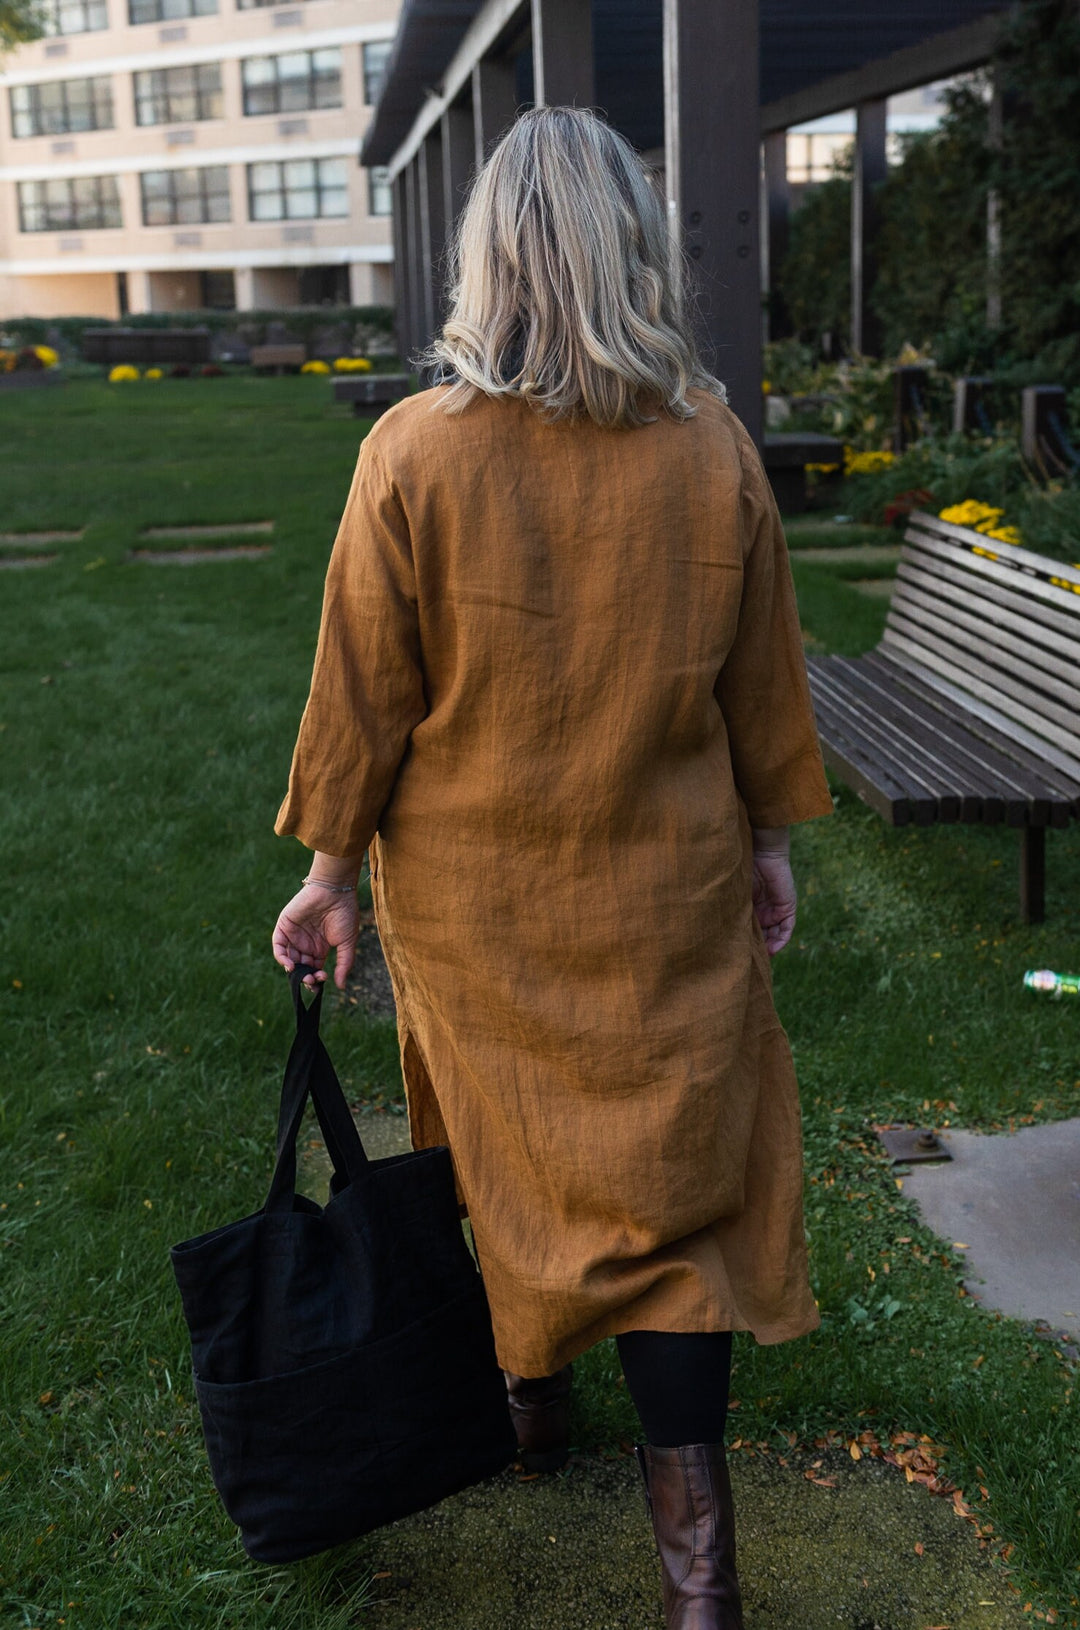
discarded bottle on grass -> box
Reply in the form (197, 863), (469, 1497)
(1023, 969), (1080, 998)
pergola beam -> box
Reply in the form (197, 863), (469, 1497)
(759, 14), (1001, 133)
(472, 55), (519, 165)
(382, 0), (527, 180)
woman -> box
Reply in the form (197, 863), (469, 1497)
(273, 105), (833, 1630)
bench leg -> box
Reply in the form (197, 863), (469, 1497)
(1020, 825), (1046, 925)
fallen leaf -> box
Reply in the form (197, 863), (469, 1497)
(915, 1541), (924, 1555)
(849, 1440), (862, 1459)
(810, 1475), (838, 1487)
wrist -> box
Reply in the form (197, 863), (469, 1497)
(752, 825), (790, 857)
(302, 874), (357, 895)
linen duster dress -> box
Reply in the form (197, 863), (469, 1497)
(276, 383), (835, 1379)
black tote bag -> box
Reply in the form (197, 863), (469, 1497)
(171, 967), (517, 1563)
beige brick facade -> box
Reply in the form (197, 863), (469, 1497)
(0, 0), (399, 319)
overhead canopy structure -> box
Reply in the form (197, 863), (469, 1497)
(361, 0), (1013, 444)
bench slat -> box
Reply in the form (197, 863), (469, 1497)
(896, 548), (1080, 653)
(881, 621), (1080, 757)
(863, 645), (1080, 793)
(823, 655), (1075, 824)
(904, 513), (1080, 603)
(889, 577), (1080, 703)
(810, 663), (982, 821)
(814, 657), (1008, 822)
(807, 690), (921, 825)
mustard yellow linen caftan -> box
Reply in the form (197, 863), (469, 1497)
(275, 384), (834, 1378)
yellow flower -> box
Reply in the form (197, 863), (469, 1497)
(32, 344), (59, 368)
(844, 447), (895, 474)
(145, 367), (163, 380)
(761, 378), (771, 394)
(981, 524), (1022, 545)
(805, 461), (840, 473)
(0, 349), (15, 373)
(301, 359), (331, 374)
(333, 356), (373, 372)
(939, 500), (1003, 528)
(108, 364), (139, 382)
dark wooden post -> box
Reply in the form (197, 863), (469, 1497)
(953, 377), (994, 436)
(763, 128), (791, 342)
(472, 57), (518, 168)
(531, 0), (594, 107)
(663, 0), (763, 447)
(1020, 826), (1046, 925)
(987, 72), (1003, 330)
(851, 97), (887, 357)
(404, 156), (426, 365)
(418, 128), (447, 342)
(441, 102), (474, 237)
(392, 169), (414, 366)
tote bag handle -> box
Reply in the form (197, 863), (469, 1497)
(264, 967), (371, 1212)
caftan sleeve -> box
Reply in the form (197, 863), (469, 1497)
(713, 434), (835, 831)
(274, 435), (426, 857)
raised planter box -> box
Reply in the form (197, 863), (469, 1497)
(82, 327), (211, 366)
(251, 344), (306, 373)
(763, 431), (845, 514)
(0, 369), (64, 390)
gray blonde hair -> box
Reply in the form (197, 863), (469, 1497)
(418, 105), (727, 428)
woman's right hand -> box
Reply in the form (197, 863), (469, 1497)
(272, 884), (360, 990)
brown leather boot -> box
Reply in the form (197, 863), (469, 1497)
(503, 1363), (573, 1472)
(635, 1441), (744, 1629)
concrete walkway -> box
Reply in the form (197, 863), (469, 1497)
(900, 1119), (1080, 1354)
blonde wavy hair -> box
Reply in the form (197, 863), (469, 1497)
(418, 104), (727, 428)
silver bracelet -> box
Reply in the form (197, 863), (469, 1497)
(302, 874), (356, 894)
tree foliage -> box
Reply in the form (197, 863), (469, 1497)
(0, 0), (46, 47)
(775, 0), (1080, 384)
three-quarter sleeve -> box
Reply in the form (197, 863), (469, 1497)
(274, 435), (427, 856)
(714, 435), (835, 831)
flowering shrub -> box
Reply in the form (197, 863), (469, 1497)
(170, 365), (191, 378)
(108, 365), (139, 383)
(883, 487), (933, 528)
(200, 364), (224, 378)
(146, 367), (163, 380)
(32, 344), (59, 368)
(938, 500), (1022, 546)
(333, 356), (372, 373)
(301, 359), (331, 375)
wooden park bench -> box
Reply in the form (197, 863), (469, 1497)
(250, 343), (306, 374)
(805, 512), (1080, 922)
(333, 372), (411, 417)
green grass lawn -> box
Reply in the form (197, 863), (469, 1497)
(2, 378), (1078, 1629)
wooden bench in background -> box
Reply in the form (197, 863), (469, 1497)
(333, 373), (411, 418)
(250, 343), (306, 374)
(805, 512), (1080, 922)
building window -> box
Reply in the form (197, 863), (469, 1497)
(241, 49), (341, 116)
(128, 0), (217, 25)
(236, 0), (304, 8)
(39, 0), (108, 35)
(361, 39), (392, 106)
(134, 63), (222, 125)
(140, 165), (231, 225)
(9, 76), (114, 137)
(18, 174), (122, 231)
(247, 157), (347, 220)
(367, 164), (391, 217)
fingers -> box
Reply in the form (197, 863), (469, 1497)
(334, 935), (358, 990)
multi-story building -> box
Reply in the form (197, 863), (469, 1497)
(0, 0), (399, 319)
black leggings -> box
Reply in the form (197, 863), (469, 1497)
(615, 1330), (734, 1448)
